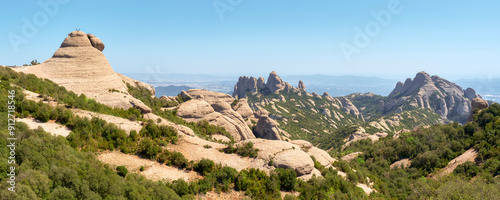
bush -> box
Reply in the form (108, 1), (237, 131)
(194, 159), (215, 175)
(454, 161), (480, 178)
(116, 166), (128, 177)
(275, 168), (297, 191)
(138, 138), (161, 159)
(172, 179), (190, 197)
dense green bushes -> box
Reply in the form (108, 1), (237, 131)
(222, 142), (259, 157)
(0, 123), (181, 199)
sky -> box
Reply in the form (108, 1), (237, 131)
(1, 0), (499, 80)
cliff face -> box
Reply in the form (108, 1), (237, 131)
(384, 71), (480, 123)
(233, 71), (296, 98)
(13, 31), (152, 113)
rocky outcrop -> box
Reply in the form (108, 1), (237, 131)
(185, 89), (234, 105)
(312, 92), (322, 99)
(233, 76), (258, 98)
(466, 98), (489, 123)
(177, 100), (215, 119)
(464, 88), (478, 99)
(298, 80), (306, 91)
(257, 77), (266, 89)
(241, 139), (314, 176)
(342, 127), (387, 150)
(266, 71), (286, 94)
(12, 31), (151, 113)
(385, 71), (482, 124)
(87, 34), (104, 52)
(323, 92), (335, 101)
(117, 73), (155, 97)
(274, 150), (314, 176)
(340, 97), (364, 120)
(176, 93), (256, 141)
(254, 114), (282, 140)
(291, 140), (336, 168)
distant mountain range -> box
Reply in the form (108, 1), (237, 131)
(123, 73), (499, 103)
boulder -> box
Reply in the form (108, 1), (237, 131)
(87, 34), (105, 51)
(322, 92), (335, 101)
(274, 149), (314, 176)
(308, 147), (336, 167)
(177, 100), (214, 119)
(340, 97), (363, 120)
(312, 92), (322, 99)
(257, 77), (266, 89)
(464, 88), (478, 99)
(466, 98), (489, 123)
(290, 140), (313, 150)
(254, 114), (282, 140)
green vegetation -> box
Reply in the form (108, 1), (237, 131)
(0, 67), (142, 120)
(246, 90), (362, 142)
(222, 142), (259, 158)
(116, 166), (128, 177)
(0, 124), (181, 199)
(338, 103), (500, 199)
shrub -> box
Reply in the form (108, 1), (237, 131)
(454, 161), (480, 178)
(116, 166), (128, 177)
(275, 168), (297, 191)
(194, 159), (215, 175)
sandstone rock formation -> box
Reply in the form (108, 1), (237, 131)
(340, 97), (364, 120)
(176, 95), (255, 141)
(466, 98), (489, 123)
(233, 76), (258, 98)
(298, 80), (306, 91)
(266, 71), (286, 94)
(117, 73), (155, 97)
(13, 31), (152, 113)
(254, 114), (282, 140)
(342, 127), (388, 150)
(87, 34), (105, 52)
(386, 71), (481, 124)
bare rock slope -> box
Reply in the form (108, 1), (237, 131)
(13, 30), (151, 113)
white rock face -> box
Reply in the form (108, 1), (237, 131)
(386, 71), (481, 124)
(176, 91), (256, 141)
(13, 31), (151, 112)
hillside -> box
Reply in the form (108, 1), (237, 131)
(1, 31), (498, 200)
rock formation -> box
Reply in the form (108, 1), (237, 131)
(254, 114), (282, 140)
(385, 71), (482, 124)
(176, 90), (256, 141)
(13, 30), (152, 113)
(340, 97), (364, 120)
(466, 98), (489, 123)
(233, 76), (258, 98)
(298, 80), (306, 91)
(266, 71), (286, 94)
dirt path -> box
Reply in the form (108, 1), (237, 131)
(98, 151), (201, 182)
(17, 118), (71, 137)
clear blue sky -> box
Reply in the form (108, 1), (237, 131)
(1, 0), (499, 80)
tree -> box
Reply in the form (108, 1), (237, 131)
(116, 166), (128, 177)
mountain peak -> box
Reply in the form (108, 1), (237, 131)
(385, 71), (481, 123)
